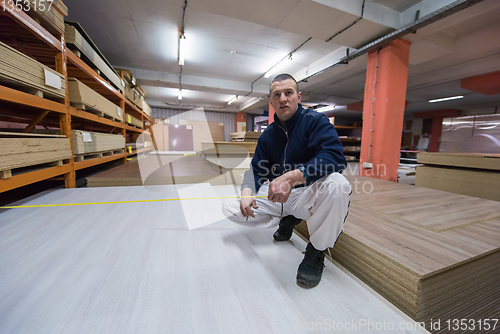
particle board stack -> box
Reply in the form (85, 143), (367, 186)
(142, 100), (151, 117)
(125, 113), (143, 129)
(0, 41), (66, 98)
(230, 131), (261, 142)
(0, 132), (71, 178)
(68, 78), (123, 122)
(24, 0), (68, 37)
(201, 142), (257, 156)
(86, 155), (228, 187)
(294, 175), (500, 333)
(65, 22), (124, 93)
(115, 68), (145, 110)
(416, 152), (500, 201)
(71, 130), (125, 155)
(179, 120), (224, 153)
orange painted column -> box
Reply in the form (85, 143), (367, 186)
(268, 101), (275, 125)
(359, 39), (411, 182)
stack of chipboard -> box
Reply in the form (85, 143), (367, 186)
(0, 41), (65, 98)
(294, 175), (500, 333)
(230, 131), (261, 142)
(416, 152), (500, 201)
(23, 0), (68, 37)
(125, 113), (143, 129)
(179, 120), (224, 153)
(68, 78), (123, 122)
(0, 132), (71, 178)
(142, 100), (151, 117)
(201, 142), (256, 156)
(65, 22), (124, 93)
(71, 130), (125, 155)
(115, 68), (145, 110)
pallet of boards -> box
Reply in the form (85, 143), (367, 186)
(65, 21), (124, 93)
(416, 152), (500, 201)
(71, 130), (125, 155)
(201, 142), (256, 156)
(125, 113), (143, 129)
(0, 132), (71, 179)
(294, 175), (500, 333)
(68, 78), (123, 122)
(20, 0), (68, 37)
(142, 100), (151, 117)
(0, 40), (65, 98)
(230, 131), (261, 142)
(124, 80), (144, 109)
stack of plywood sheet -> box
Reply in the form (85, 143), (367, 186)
(0, 41), (65, 98)
(0, 132), (71, 179)
(68, 78), (123, 122)
(142, 100), (151, 117)
(201, 142), (256, 156)
(86, 155), (228, 187)
(230, 131), (261, 142)
(71, 130), (125, 155)
(179, 120), (224, 153)
(24, 0), (68, 37)
(416, 152), (500, 201)
(125, 113), (143, 129)
(65, 22), (124, 93)
(115, 68), (145, 109)
(295, 175), (500, 333)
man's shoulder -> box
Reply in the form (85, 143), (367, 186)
(300, 107), (322, 118)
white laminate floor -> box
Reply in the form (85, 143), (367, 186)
(0, 185), (428, 334)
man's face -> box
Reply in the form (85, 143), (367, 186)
(269, 79), (301, 122)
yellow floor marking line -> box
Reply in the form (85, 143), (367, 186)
(1, 196), (268, 209)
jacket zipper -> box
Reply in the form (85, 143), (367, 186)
(278, 123), (289, 218)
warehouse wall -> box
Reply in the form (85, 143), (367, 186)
(152, 108), (236, 142)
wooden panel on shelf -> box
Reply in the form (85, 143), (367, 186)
(0, 4), (63, 52)
(66, 49), (122, 104)
(69, 106), (125, 129)
(124, 98), (148, 121)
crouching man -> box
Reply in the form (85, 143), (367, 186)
(222, 73), (351, 288)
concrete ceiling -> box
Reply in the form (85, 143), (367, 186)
(64, 0), (500, 118)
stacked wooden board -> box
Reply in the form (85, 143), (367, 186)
(125, 113), (143, 129)
(179, 120), (224, 153)
(24, 0), (68, 37)
(142, 100), (151, 117)
(294, 175), (500, 333)
(416, 152), (500, 201)
(115, 68), (145, 110)
(86, 155), (228, 187)
(0, 40), (66, 98)
(65, 22), (124, 93)
(230, 131), (261, 142)
(0, 132), (71, 179)
(71, 130), (125, 155)
(68, 78), (123, 122)
(201, 142), (257, 156)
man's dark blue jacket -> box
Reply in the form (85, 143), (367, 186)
(242, 104), (347, 194)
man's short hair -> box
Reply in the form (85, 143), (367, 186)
(270, 73), (299, 94)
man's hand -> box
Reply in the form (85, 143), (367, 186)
(268, 169), (305, 203)
(240, 187), (258, 218)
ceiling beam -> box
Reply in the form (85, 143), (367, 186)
(461, 71), (500, 95)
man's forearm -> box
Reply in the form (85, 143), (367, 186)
(286, 169), (305, 186)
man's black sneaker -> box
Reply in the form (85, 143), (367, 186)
(297, 242), (326, 288)
(273, 215), (302, 241)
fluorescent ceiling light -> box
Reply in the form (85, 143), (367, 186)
(316, 105), (336, 113)
(178, 89), (183, 100)
(239, 97), (264, 111)
(429, 95), (463, 103)
(179, 36), (186, 66)
(264, 55), (292, 79)
(227, 95), (238, 105)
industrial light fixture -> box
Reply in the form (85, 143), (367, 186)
(178, 35), (186, 66)
(316, 105), (336, 113)
(227, 95), (238, 105)
(239, 96), (265, 111)
(178, 89), (183, 100)
(429, 95), (463, 103)
(264, 54), (293, 79)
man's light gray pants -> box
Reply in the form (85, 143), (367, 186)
(222, 173), (351, 251)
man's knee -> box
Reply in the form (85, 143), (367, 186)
(324, 174), (351, 198)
